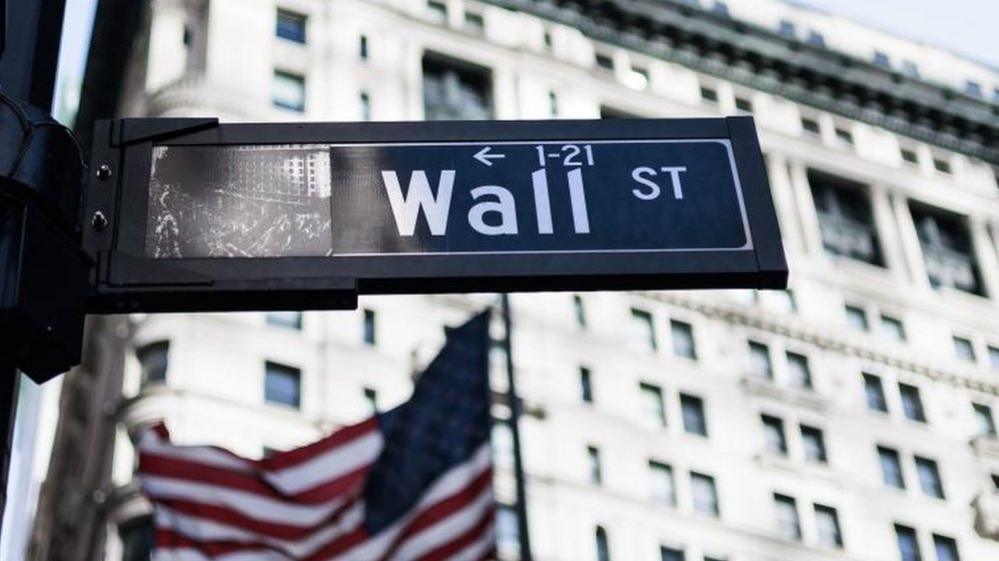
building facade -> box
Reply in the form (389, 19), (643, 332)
(31, 1), (999, 561)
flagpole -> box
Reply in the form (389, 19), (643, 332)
(499, 293), (533, 561)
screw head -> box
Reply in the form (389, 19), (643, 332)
(90, 211), (108, 231)
(95, 164), (112, 180)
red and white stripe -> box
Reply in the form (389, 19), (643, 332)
(137, 422), (496, 561)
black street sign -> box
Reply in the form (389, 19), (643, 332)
(84, 117), (787, 313)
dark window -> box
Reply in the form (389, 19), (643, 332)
(360, 91), (372, 121)
(595, 526), (611, 561)
(631, 65), (649, 88)
(863, 374), (888, 412)
(973, 403), (996, 437)
(595, 53), (614, 71)
(911, 205), (982, 295)
(953, 336), (976, 362)
(778, 19), (796, 38)
(933, 535), (960, 561)
(580, 367), (594, 404)
(272, 70), (306, 112)
(774, 494), (801, 541)
(735, 97), (753, 113)
(845, 305), (868, 330)
(670, 320), (697, 359)
(427, 0), (447, 21)
(649, 461), (676, 506)
(914, 456), (944, 499)
(899, 383), (926, 422)
(276, 9), (307, 43)
(690, 472), (719, 517)
(933, 158), (952, 174)
(640, 383), (666, 427)
(835, 128), (854, 145)
(749, 341), (773, 379)
(543, 30), (553, 49)
(806, 30), (826, 47)
(881, 315), (906, 342)
(872, 51), (891, 68)
(801, 117), (821, 135)
(878, 446), (905, 489)
(700, 86), (719, 103)
(681, 394), (708, 437)
(363, 308), (376, 345)
(992, 474), (999, 490)
(989, 346), (999, 371)
(809, 172), (882, 265)
(964, 81), (983, 98)
(119, 516), (154, 561)
(801, 425), (827, 464)
(548, 91), (558, 117)
(587, 445), (602, 485)
(266, 311), (302, 330)
(660, 546), (685, 561)
(901, 148), (919, 164)
(572, 294), (587, 328)
(137, 341), (169, 386)
(895, 525), (921, 561)
(630, 308), (657, 352)
(422, 56), (492, 121)
(600, 106), (639, 119)
(464, 11), (485, 31)
(363, 387), (378, 414)
(264, 361), (301, 408)
(359, 34), (369, 60)
(814, 504), (843, 548)
(761, 415), (787, 455)
(786, 352), (812, 390)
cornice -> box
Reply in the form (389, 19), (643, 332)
(484, 0), (999, 165)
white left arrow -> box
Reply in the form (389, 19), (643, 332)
(473, 146), (506, 166)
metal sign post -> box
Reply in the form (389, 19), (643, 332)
(83, 116), (786, 313)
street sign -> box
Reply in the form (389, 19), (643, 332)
(84, 117), (787, 313)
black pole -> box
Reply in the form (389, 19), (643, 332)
(499, 293), (533, 561)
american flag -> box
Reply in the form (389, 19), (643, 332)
(137, 311), (496, 560)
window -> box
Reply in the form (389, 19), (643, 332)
(711, 1), (730, 17)
(801, 117), (821, 135)
(119, 516), (154, 561)
(933, 535), (960, 561)
(680, 394), (708, 437)
(964, 81), (983, 98)
(901, 60), (920, 78)
(914, 456), (944, 499)
(543, 30), (553, 49)
(464, 11), (484, 32)
(359, 34), (369, 60)
(845, 305), (868, 330)
(660, 546), (685, 561)
(587, 445), (602, 485)
(809, 171), (881, 264)
(690, 472), (719, 517)
(872, 51), (891, 68)
(911, 205), (982, 295)
(814, 504), (843, 548)
(276, 9), (307, 43)
(496, 505), (520, 558)
(801, 425), (827, 464)
(427, 0), (447, 21)
(878, 446), (905, 489)
(895, 525), (921, 561)
(863, 373), (888, 412)
(933, 158), (952, 174)
(572, 294), (587, 328)
(630, 308), (657, 352)
(359, 91), (372, 121)
(989, 346), (999, 371)
(761, 415), (787, 455)
(595, 53), (614, 71)
(748, 341), (773, 379)
(901, 148), (919, 165)
(580, 367), (594, 404)
(778, 19), (796, 38)
(264, 361), (301, 408)
(670, 320), (697, 359)
(363, 308), (377, 345)
(774, 494), (801, 541)
(629, 66), (649, 89)
(881, 315), (906, 342)
(974, 403), (996, 437)
(786, 352), (812, 390)
(806, 30), (826, 47)
(272, 70), (306, 112)
(422, 56), (493, 121)
(548, 90), (558, 117)
(363, 387), (378, 414)
(649, 461), (676, 506)
(899, 383), (926, 422)
(266, 311), (302, 330)
(700, 86), (719, 104)
(137, 341), (169, 386)
(953, 336), (976, 362)
(734, 97), (753, 113)
(640, 383), (666, 427)
(595, 526), (611, 561)
(833, 128), (853, 146)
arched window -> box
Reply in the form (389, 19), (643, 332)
(137, 341), (169, 386)
(595, 526), (611, 561)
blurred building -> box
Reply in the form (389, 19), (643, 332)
(30, 0), (999, 560)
